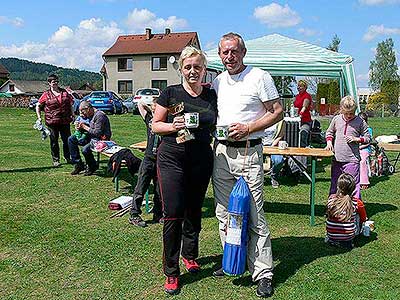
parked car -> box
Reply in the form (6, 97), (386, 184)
(86, 91), (123, 114)
(122, 96), (136, 113)
(132, 88), (160, 114)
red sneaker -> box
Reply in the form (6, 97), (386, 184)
(164, 276), (179, 295)
(182, 257), (200, 273)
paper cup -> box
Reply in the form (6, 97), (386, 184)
(278, 140), (288, 150)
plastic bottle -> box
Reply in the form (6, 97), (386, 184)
(290, 103), (295, 118)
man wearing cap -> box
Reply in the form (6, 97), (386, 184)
(68, 101), (112, 176)
(212, 32), (283, 298)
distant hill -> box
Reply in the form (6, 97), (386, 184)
(0, 57), (102, 90)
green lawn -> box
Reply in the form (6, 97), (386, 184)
(0, 108), (399, 300)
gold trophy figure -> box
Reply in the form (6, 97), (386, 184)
(168, 102), (196, 144)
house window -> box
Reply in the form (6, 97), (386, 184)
(118, 58), (133, 71)
(152, 80), (167, 91)
(118, 80), (133, 94)
(9, 84), (15, 92)
(152, 57), (167, 71)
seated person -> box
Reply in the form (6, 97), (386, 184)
(263, 120), (285, 188)
(73, 115), (91, 145)
(129, 99), (162, 228)
(326, 173), (361, 249)
(68, 101), (112, 176)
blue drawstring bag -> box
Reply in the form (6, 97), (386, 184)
(222, 176), (251, 276)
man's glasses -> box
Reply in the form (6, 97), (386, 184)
(49, 80), (59, 84)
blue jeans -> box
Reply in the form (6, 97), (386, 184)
(270, 155), (284, 180)
(68, 135), (97, 169)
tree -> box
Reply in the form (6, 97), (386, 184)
(272, 76), (295, 96)
(369, 38), (399, 92)
(381, 80), (400, 105)
(366, 92), (390, 111)
(327, 34), (341, 52)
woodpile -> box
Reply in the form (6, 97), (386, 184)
(0, 95), (31, 108)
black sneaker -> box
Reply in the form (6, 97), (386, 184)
(129, 215), (147, 228)
(256, 278), (273, 298)
(212, 267), (225, 278)
(84, 165), (98, 176)
(71, 162), (84, 175)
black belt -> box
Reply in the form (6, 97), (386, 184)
(218, 139), (261, 148)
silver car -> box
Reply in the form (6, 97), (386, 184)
(132, 88), (160, 114)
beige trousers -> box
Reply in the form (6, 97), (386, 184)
(213, 141), (274, 281)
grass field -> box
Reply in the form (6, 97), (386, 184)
(0, 108), (399, 300)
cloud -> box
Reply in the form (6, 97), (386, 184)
(359, 0), (400, 5)
(253, 3), (301, 28)
(0, 9), (188, 72)
(0, 16), (24, 27)
(298, 28), (319, 37)
(49, 18), (122, 47)
(363, 24), (400, 41)
(0, 18), (123, 71)
(125, 8), (188, 32)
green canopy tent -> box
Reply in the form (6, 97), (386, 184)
(206, 34), (359, 109)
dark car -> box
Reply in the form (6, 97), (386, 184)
(86, 91), (123, 114)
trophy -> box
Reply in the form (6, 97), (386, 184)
(168, 102), (199, 144)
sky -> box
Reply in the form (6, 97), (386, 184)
(1, 0), (400, 87)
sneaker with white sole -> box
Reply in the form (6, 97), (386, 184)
(271, 178), (279, 188)
(129, 215), (147, 228)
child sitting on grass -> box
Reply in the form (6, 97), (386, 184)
(326, 173), (358, 249)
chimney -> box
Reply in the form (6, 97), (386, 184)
(145, 28), (152, 40)
(165, 28), (171, 35)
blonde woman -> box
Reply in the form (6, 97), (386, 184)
(152, 46), (217, 295)
(294, 79), (312, 146)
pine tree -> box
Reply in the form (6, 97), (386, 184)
(369, 38), (399, 92)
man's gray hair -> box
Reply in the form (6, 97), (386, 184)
(218, 32), (246, 52)
(79, 101), (92, 109)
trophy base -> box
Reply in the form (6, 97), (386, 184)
(176, 128), (195, 144)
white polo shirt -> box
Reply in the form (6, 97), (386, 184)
(212, 66), (279, 140)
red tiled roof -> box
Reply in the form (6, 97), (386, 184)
(103, 32), (199, 56)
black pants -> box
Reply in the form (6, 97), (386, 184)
(299, 122), (311, 147)
(130, 155), (162, 221)
(48, 124), (71, 162)
(157, 140), (213, 277)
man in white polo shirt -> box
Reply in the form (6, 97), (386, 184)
(212, 32), (283, 298)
